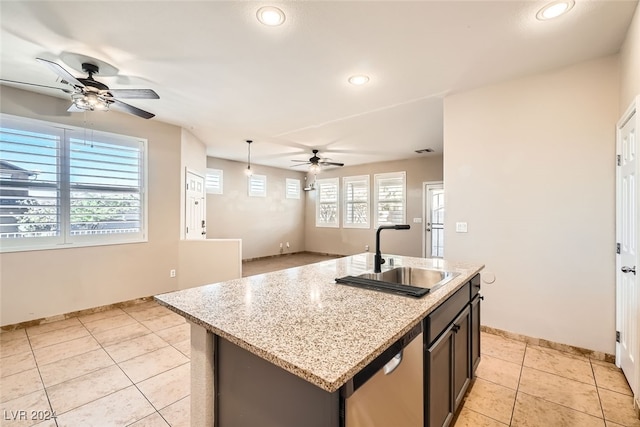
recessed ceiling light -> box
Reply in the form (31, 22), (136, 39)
(536, 0), (575, 20)
(348, 75), (370, 85)
(257, 6), (285, 26)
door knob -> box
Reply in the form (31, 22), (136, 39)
(621, 266), (636, 275)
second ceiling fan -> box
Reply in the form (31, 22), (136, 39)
(291, 149), (344, 172)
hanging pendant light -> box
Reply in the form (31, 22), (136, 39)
(245, 140), (253, 176)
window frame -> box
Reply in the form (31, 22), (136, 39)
(285, 178), (301, 200)
(315, 177), (339, 228)
(248, 174), (267, 198)
(343, 175), (370, 229)
(0, 113), (148, 253)
(205, 168), (223, 195)
(374, 171), (406, 228)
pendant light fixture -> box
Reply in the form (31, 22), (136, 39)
(245, 140), (253, 176)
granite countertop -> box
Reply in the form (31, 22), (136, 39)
(155, 253), (483, 393)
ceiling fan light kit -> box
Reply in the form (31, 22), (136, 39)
(72, 92), (110, 111)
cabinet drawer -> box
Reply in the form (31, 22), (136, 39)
(425, 282), (470, 345)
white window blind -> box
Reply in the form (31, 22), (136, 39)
(248, 174), (267, 197)
(0, 114), (147, 252)
(343, 175), (370, 228)
(206, 168), (223, 194)
(374, 171), (406, 227)
(69, 137), (143, 238)
(285, 178), (300, 199)
(316, 177), (339, 228)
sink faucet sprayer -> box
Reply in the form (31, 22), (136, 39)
(374, 224), (411, 273)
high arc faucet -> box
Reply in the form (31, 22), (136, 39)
(374, 224), (411, 273)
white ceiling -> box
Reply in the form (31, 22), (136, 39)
(0, 1), (637, 170)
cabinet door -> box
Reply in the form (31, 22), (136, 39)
(426, 327), (454, 427)
(452, 306), (471, 410)
(470, 295), (482, 375)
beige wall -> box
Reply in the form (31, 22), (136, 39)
(443, 56), (619, 354)
(206, 157), (306, 260)
(178, 239), (242, 290)
(304, 156), (443, 257)
(0, 86), (183, 325)
(620, 2), (640, 111)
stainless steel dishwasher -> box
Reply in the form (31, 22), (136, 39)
(343, 323), (424, 427)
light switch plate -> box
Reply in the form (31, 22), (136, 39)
(455, 222), (468, 233)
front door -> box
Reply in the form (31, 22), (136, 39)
(616, 97), (638, 395)
(424, 183), (444, 258)
(186, 170), (206, 240)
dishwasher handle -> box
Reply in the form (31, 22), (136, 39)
(383, 351), (403, 375)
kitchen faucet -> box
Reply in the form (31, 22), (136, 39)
(374, 224), (411, 273)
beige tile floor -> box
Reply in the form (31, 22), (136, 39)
(1, 253), (637, 426)
(455, 333), (639, 427)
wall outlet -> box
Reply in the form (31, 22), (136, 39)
(365, 244), (369, 252)
(170, 269), (176, 278)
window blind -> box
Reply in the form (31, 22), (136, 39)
(343, 175), (369, 228)
(0, 114), (147, 252)
(375, 172), (406, 226)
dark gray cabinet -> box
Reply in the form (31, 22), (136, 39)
(425, 274), (481, 427)
(452, 305), (471, 409)
(426, 325), (455, 427)
(470, 293), (482, 375)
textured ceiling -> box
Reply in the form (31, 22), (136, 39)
(0, 1), (637, 170)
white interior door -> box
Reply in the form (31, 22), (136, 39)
(616, 97), (638, 395)
(424, 182), (444, 258)
(186, 170), (206, 240)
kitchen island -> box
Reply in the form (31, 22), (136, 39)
(156, 253), (484, 427)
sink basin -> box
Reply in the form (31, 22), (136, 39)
(358, 267), (459, 291)
(335, 267), (459, 298)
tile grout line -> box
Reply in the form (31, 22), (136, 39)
(589, 358), (609, 423)
(508, 343), (527, 426)
(25, 324), (63, 427)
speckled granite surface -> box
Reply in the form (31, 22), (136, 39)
(155, 253), (483, 393)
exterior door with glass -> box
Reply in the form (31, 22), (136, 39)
(424, 183), (444, 258)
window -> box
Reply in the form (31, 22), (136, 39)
(343, 175), (369, 228)
(248, 174), (267, 197)
(205, 168), (223, 194)
(285, 178), (300, 199)
(374, 171), (406, 227)
(0, 114), (147, 252)
(315, 177), (339, 227)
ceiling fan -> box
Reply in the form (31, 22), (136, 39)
(0, 58), (159, 119)
(291, 149), (344, 172)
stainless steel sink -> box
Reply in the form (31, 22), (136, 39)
(358, 267), (459, 291)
